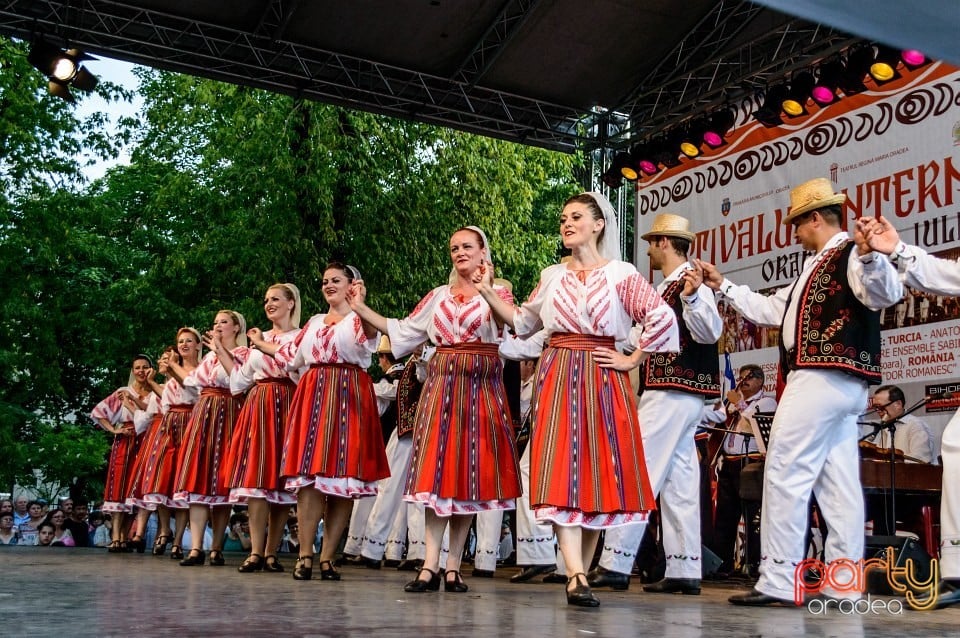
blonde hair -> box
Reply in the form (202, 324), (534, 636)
(268, 283), (302, 329)
(217, 309), (248, 347)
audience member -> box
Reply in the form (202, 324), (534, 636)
(12, 496), (30, 527)
(35, 521), (56, 547)
(224, 513), (252, 552)
(44, 509), (76, 547)
(64, 500), (92, 548)
(90, 512), (111, 547)
(0, 511), (21, 545)
(0, 498), (12, 516)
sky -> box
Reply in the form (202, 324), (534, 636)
(73, 55), (143, 181)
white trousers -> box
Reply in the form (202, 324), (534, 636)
(343, 497), (376, 556)
(515, 443), (561, 567)
(598, 389), (705, 578)
(475, 509), (504, 571)
(358, 430), (414, 560)
(755, 369), (866, 601)
(939, 408), (960, 578)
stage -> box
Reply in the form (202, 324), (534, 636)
(3, 546), (959, 636)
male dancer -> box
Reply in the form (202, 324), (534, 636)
(699, 178), (902, 605)
(588, 212), (722, 594)
(857, 214), (960, 608)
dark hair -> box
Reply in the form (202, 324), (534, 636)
(562, 193), (606, 244)
(739, 364), (765, 383)
(132, 353), (154, 368)
(649, 235), (691, 258)
(325, 261), (360, 282)
(814, 204), (842, 226)
(37, 521), (55, 533)
(229, 513), (248, 526)
(875, 385), (905, 405)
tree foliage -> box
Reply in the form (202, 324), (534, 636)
(0, 34), (581, 501)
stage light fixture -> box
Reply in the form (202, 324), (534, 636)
(870, 45), (901, 82)
(782, 72), (816, 117)
(650, 135), (681, 169)
(752, 84), (788, 127)
(678, 123), (705, 158)
(841, 45), (874, 94)
(901, 49), (926, 68)
(601, 165), (623, 189)
(614, 151), (638, 181)
(703, 109), (735, 148)
(27, 39), (98, 103)
(812, 60), (844, 105)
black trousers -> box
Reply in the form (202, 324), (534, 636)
(712, 458), (761, 572)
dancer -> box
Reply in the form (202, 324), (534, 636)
(171, 311), (247, 567)
(589, 212), (722, 596)
(856, 214), (960, 609)
(137, 329), (202, 559)
(349, 227), (522, 594)
(698, 178), (901, 605)
(479, 192), (679, 607)
(90, 354), (156, 552)
(228, 283), (302, 573)
(259, 263), (389, 582)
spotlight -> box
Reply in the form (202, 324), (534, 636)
(651, 135), (681, 169)
(614, 151), (638, 181)
(678, 123), (705, 158)
(901, 49), (926, 68)
(601, 166), (623, 189)
(812, 60), (844, 105)
(27, 38), (98, 103)
(840, 45), (874, 94)
(870, 45), (901, 83)
(703, 109), (735, 148)
(629, 143), (659, 176)
(752, 84), (788, 127)
(782, 72), (816, 117)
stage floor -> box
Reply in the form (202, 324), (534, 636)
(1, 546), (957, 637)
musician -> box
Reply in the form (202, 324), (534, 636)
(702, 364), (778, 579)
(700, 178), (902, 606)
(861, 385), (936, 464)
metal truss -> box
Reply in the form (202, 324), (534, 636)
(0, 0), (591, 152)
(0, 0), (864, 154)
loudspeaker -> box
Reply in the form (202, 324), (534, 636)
(701, 544), (723, 577)
(864, 534), (933, 595)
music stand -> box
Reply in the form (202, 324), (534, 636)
(744, 412), (775, 456)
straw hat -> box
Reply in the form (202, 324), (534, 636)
(784, 178), (847, 225)
(640, 213), (696, 243)
(376, 335), (392, 354)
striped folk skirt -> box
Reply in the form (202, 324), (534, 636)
(404, 343), (521, 516)
(223, 379), (297, 505)
(102, 425), (141, 513)
(173, 389), (243, 506)
(137, 406), (193, 509)
(529, 333), (655, 529)
(281, 364), (389, 498)
(126, 414), (163, 509)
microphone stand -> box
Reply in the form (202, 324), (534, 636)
(874, 397), (931, 535)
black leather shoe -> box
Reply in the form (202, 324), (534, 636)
(471, 568), (494, 578)
(587, 566), (630, 590)
(319, 560), (341, 581)
(510, 564), (556, 583)
(404, 568), (441, 592)
(293, 556), (313, 581)
(179, 549), (205, 567)
(264, 555), (284, 573)
(543, 573), (567, 584)
(397, 559), (423, 572)
(445, 570), (469, 592)
(566, 573), (601, 608)
(208, 550), (225, 566)
(237, 554), (264, 573)
(729, 588), (797, 606)
(169, 545), (184, 560)
(642, 577), (701, 595)
(384, 559), (401, 568)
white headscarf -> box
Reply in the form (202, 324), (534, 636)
(448, 225), (494, 286)
(585, 192), (622, 262)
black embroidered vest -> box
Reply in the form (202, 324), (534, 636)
(641, 277), (721, 398)
(781, 241), (882, 384)
(396, 360), (424, 438)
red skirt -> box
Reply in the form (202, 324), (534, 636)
(404, 344), (521, 512)
(136, 406), (192, 508)
(126, 415), (164, 508)
(173, 389), (243, 505)
(102, 426), (141, 513)
(281, 364), (389, 494)
(529, 334), (655, 526)
(223, 379), (297, 504)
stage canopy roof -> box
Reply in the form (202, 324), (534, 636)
(1, 1), (956, 153)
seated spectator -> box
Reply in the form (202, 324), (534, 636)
(25, 500), (45, 529)
(280, 518), (300, 555)
(0, 511), (21, 545)
(44, 509), (75, 547)
(64, 500), (91, 548)
(12, 496), (30, 526)
(0, 498), (12, 516)
(59, 498), (74, 518)
(223, 513), (252, 553)
(90, 512), (111, 547)
(35, 521), (56, 546)
(498, 523), (514, 563)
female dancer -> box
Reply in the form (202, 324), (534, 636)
(348, 227), (522, 593)
(136, 330), (201, 558)
(252, 263), (389, 582)
(225, 283), (301, 573)
(479, 192), (679, 607)
(90, 354), (155, 552)
(171, 311), (247, 566)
